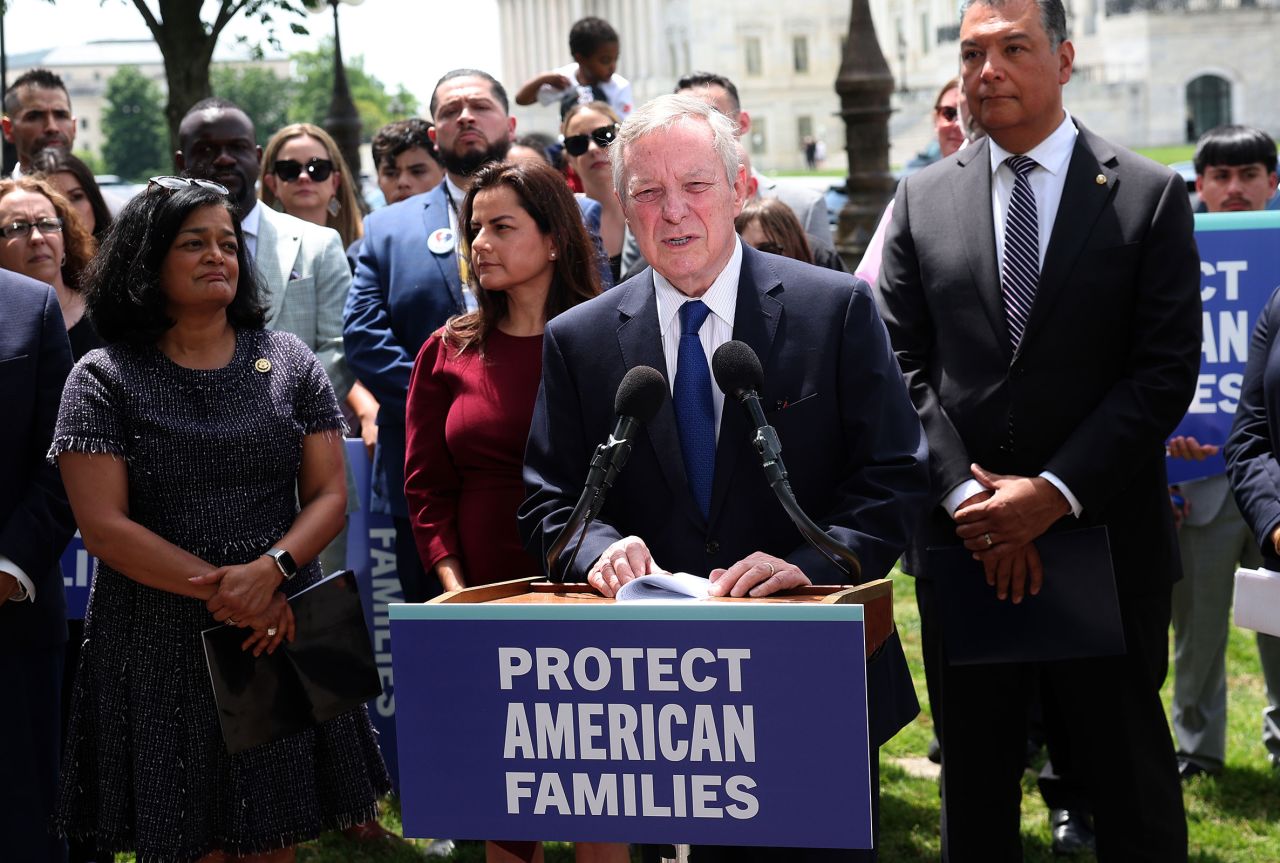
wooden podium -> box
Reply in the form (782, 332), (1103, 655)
(427, 576), (899, 659)
(388, 577), (900, 849)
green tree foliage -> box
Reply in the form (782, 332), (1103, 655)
(33, 1), (312, 153)
(289, 39), (420, 141)
(100, 66), (169, 182)
(210, 66), (296, 146)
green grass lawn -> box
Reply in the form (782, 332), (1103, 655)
(112, 569), (1279, 861)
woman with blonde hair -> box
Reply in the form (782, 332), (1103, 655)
(260, 122), (365, 247)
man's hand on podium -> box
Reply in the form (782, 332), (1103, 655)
(587, 536), (662, 597)
(710, 553), (811, 598)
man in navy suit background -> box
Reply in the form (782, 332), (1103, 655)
(520, 94), (929, 861)
(345, 68), (606, 602)
(0, 270), (76, 861)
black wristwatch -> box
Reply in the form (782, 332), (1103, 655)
(263, 547), (298, 581)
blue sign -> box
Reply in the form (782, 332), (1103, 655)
(345, 437), (403, 794)
(390, 603), (872, 849)
(1168, 211), (1280, 484)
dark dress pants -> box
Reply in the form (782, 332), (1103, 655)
(929, 580), (1185, 863)
(0, 643), (67, 863)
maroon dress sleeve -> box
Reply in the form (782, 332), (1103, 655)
(404, 332), (463, 572)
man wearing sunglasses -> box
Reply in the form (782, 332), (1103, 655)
(344, 68), (608, 603)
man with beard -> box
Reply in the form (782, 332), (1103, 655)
(344, 68), (605, 602)
(3, 69), (75, 176)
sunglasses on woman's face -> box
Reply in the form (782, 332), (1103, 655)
(563, 124), (618, 157)
(935, 105), (959, 122)
(273, 158), (335, 183)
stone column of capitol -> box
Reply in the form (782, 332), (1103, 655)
(497, 0), (855, 172)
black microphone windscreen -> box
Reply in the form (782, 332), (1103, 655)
(615, 365), (668, 422)
(712, 340), (764, 399)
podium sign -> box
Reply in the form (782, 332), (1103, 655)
(390, 602), (872, 849)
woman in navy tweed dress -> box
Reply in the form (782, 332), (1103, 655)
(50, 179), (388, 862)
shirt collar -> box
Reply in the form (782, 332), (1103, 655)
(654, 238), (743, 333)
(444, 174), (466, 209)
(241, 200), (262, 237)
(988, 109), (1078, 178)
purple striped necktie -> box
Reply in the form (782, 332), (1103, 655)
(1002, 154), (1040, 350)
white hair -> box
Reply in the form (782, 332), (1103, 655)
(610, 94), (742, 201)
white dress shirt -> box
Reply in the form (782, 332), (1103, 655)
(942, 111), (1083, 519)
(0, 555), (35, 602)
(240, 200), (262, 262)
(653, 238), (743, 440)
(441, 175), (478, 312)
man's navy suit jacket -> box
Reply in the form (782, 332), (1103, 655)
(0, 271), (75, 652)
(1227, 286), (1280, 570)
(344, 183), (609, 518)
(520, 243), (930, 744)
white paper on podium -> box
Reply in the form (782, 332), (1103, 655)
(1234, 567), (1280, 638)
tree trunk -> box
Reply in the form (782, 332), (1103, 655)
(137, 0), (222, 160)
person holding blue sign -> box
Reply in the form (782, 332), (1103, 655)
(1170, 125), (1280, 780)
(521, 93), (929, 861)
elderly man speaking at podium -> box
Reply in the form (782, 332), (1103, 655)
(520, 93), (929, 861)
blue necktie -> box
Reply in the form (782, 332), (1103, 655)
(674, 300), (715, 519)
(1002, 154), (1040, 350)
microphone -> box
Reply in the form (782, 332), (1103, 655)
(546, 365), (667, 581)
(711, 340), (861, 579)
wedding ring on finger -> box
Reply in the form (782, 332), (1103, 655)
(267, 627), (278, 637)
(763, 561), (776, 577)
(226, 618), (238, 626)
(983, 532), (994, 548)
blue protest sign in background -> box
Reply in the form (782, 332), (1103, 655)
(345, 437), (402, 794)
(1168, 211), (1280, 484)
(390, 603), (872, 849)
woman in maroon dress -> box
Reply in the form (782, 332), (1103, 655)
(405, 159), (600, 592)
(404, 158), (627, 863)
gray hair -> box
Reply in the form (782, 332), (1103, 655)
(610, 94), (742, 201)
(959, 0), (1068, 50)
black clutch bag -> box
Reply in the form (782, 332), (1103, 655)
(201, 569), (383, 754)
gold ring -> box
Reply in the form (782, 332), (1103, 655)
(764, 561), (776, 577)
(983, 532), (994, 547)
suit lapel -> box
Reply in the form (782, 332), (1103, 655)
(708, 247), (781, 529)
(614, 273), (691, 514)
(1018, 124), (1117, 350)
(422, 189), (465, 311)
(254, 208), (289, 326)
(952, 139), (1012, 358)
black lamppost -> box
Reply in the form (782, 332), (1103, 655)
(307, 0), (363, 180)
(834, 0), (896, 268)
(1, 5), (15, 176)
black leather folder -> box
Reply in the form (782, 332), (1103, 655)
(929, 526), (1126, 665)
(201, 569), (383, 754)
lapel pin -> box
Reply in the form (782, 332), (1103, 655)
(428, 228), (457, 255)
(254, 358), (272, 373)
(1095, 174), (1107, 185)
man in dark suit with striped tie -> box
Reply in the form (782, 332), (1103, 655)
(877, 0), (1201, 859)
